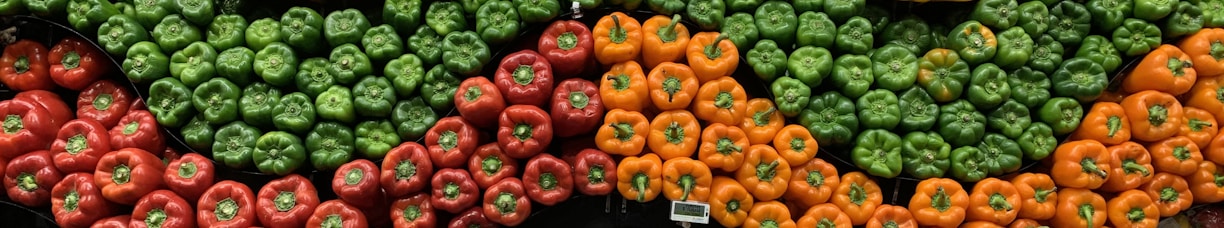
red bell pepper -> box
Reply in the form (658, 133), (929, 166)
(470, 142), (518, 189)
(108, 110), (166, 156)
(48, 36), (106, 90)
(52, 173), (114, 228)
(391, 192), (436, 228)
(306, 200), (367, 228)
(332, 159), (381, 208)
(430, 168), (479, 214)
(5, 150), (61, 207)
(130, 190), (195, 228)
(256, 174), (319, 228)
(426, 117), (479, 169)
(499, 105), (553, 159)
(160, 147), (181, 166)
(76, 80), (133, 129)
(16, 90), (72, 128)
(455, 77), (507, 129)
(51, 119), (111, 174)
(495, 50), (555, 107)
(484, 177), (531, 226)
(449, 206), (498, 228)
(0, 99), (58, 158)
(574, 148), (618, 196)
(90, 215), (130, 228)
(197, 180), (258, 227)
(0, 39), (53, 91)
(129, 98), (146, 111)
(381, 142), (433, 199)
(163, 153), (214, 203)
(552, 78), (604, 138)
(538, 20), (595, 79)
(524, 153), (574, 206)
(95, 148), (165, 205)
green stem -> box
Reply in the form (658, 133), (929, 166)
(634, 173), (648, 202)
(678, 175), (694, 201)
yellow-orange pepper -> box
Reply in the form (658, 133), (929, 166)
(1071, 102), (1131, 145)
(698, 123), (749, 172)
(735, 145), (791, 201)
(1179, 28), (1224, 77)
(593, 12), (642, 65)
(640, 15), (689, 69)
(743, 201), (796, 228)
(1051, 140), (1112, 189)
(686, 32), (739, 83)
(1180, 107), (1219, 148)
(796, 203), (853, 228)
(1190, 161), (1224, 203)
(908, 178), (968, 228)
(1010, 173), (1058, 221)
(1122, 90), (1186, 142)
(1107, 190), (1160, 228)
(1124, 44), (1197, 95)
(774, 124), (819, 166)
(1185, 75), (1224, 124)
(741, 98), (785, 144)
(867, 205), (917, 228)
(710, 176), (754, 227)
(646, 62), (699, 111)
(661, 157), (712, 202)
(832, 172), (883, 226)
(1141, 172), (1194, 217)
(1051, 188), (1107, 228)
(784, 158), (839, 208)
(1100, 142), (1154, 193)
(967, 178), (1020, 225)
(595, 109), (650, 156)
(599, 60), (651, 112)
(647, 110), (700, 160)
(693, 76), (747, 126)
(616, 153), (662, 203)
(1148, 136), (1204, 176)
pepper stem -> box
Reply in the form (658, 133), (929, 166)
(658, 14), (682, 43)
(1122, 159), (1151, 177)
(1160, 187), (1180, 202)
(704, 35), (728, 60)
(1127, 208), (1145, 222)
(495, 192), (517, 215)
(610, 15), (627, 44)
(678, 174), (694, 201)
(1081, 157), (1108, 178)
(612, 123), (636, 142)
(1107, 116), (1122, 137)
(275, 191), (296, 212)
(752, 107), (776, 127)
(1079, 203), (1095, 228)
(756, 161), (779, 181)
(988, 193), (1013, 211)
(17, 173), (36, 191)
(178, 162), (197, 179)
(1034, 186), (1056, 203)
(633, 173), (648, 202)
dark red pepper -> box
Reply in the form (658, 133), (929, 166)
(358, 193), (391, 228)
(495, 50), (554, 107)
(380, 142), (433, 199)
(52, 173), (113, 228)
(551, 78), (604, 138)
(163, 153), (214, 203)
(455, 76), (507, 129)
(0, 99), (58, 159)
(483, 177), (531, 226)
(306, 200), (367, 228)
(5, 150), (62, 207)
(426, 117), (479, 169)
(108, 110), (166, 156)
(430, 168), (479, 214)
(0, 39), (54, 91)
(498, 105), (553, 159)
(391, 192), (435, 228)
(574, 148), (618, 196)
(523, 153), (574, 206)
(470, 143), (518, 189)
(90, 215), (130, 228)
(256, 174), (319, 228)
(538, 20), (595, 79)
(95, 148), (165, 205)
(449, 206), (498, 228)
(48, 36), (107, 91)
(130, 190), (195, 228)
(51, 119), (111, 174)
(332, 159), (381, 208)
(16, 90), (72, 128)
(196, 180), (258, 227)
(76, 80), (133, 129)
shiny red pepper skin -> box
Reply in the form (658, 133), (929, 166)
(391, 192), (436, 228)
(448, 206), (499, 228)
(381, 142), (434, 199)
(430, 168), (480, 214)
(538, 20), (595, 79)
(523, 153), (574, 206)
(163, 153), (214, 203)
(551, 78), (604, 138)
(51, 119), (111, 174)
(332, 159), (381, 208)
(0, 39), (54, 91)
(470, 143), (518, 189)
(455, 77), (507, 129)
(196, 180), (258, 227)
(48, 36), (107, 90)
(426, 117), (480, 169)
(90, 215), (130, 228)
(5, 150), (62, 207)
(483, 177), (531, 226)
(95, 148), (165, 205)
(76, 80), (133, 129)
(108, 110), (166, 156)
(0, 99), (58, 159)
(52, 173), (114, 228)
(498, 105), (553, 159)
(256, 174), (319, 228)
(130, 190), (195, 228)
(16, 90), (72, 128)
(574, 148), (618, 196)
(306, 200), (367, 228)
(495, 50), (555, 107)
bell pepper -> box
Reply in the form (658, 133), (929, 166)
(353, 76), (397, 118)
(252, 131), (306, 175)
(332, 159), (380, 208)
(948, 21), (997, 65)
(459, 143), (510, 190)
(307, 200), (367, 228)
(216, 47), (256, 87)
(966, 178), (1021, 225)
(908, 178), (969, 227)
(1038, 97), (1085, 136)
(212, 121), (260, 169)
(314, 86), (355, 124)
(681, 0), (723, 30)
(423, 65), (461, 111)
(1074, 36), (1123, 74)
(95, 148), (164, 205)
(659, 157), (711, 202)
(971, 0), (1020, 29)
(593, 12), (642, 65)
(51, 173), (112, 228)
(618, 153), (664, 203)
(523, 153), (573, 206)
(271, 93), (315, 134)
(721, 13), (759, 52)
(475, 177), (528, 227)
(695, 76), (748, 126)
(645, 110), (701, 160)
(789, 46), (833, 89)
(452, 77), (505, 130)
(939, 100), (987, 147)
(769, 125), (815, 167)
(835, 17), (874, 55)
(985, 100), (1031, 139)
(513, 0), (559, 23)
(91, 215), (130, 228)
(356, 25), (403, 64)
(799, 91), (860, 146)
(321, 9), (371, 47)
(1018, 36), (1062, 75)
(742, 98), (784, 145)
(917, 48), (971, 103)
(1166, 1), (1205, 39)
(297, 59), (335, 100)
(440, 34), (493, 79)
(867, 205), (917, 228)
(196, 180), (257, 227)
(375, 142), (432, 199)
(549, 79), (602, 138)
(898, 87), (938, 132)
(4, 150), (59, 207)
(244, 18), (282, 52)
(744, 201), (797, 228)
(46, 37), (103, 91)
(1204, 122), (1224, 164)
(429, 168), (479, 214)
(647, 0), (685, 14)
(326, 44), (372, 86)
(1047, 1), (1091, 46)
(991, 28), (1033, 70)
(1105, 190), (1160, 227)
(711, 176), (754, 227)
(1205, 0), (1224, 27)
(391, 98), (437, 141)
(688, 32), (739, 83)
(448, 206), (496, 228)
(1051, 188), (1108, 228)
(25, 0), (66, 18)
(206, 15), (246, 52)
(98, 14), (149, 57)
(1006, 173), (1057, 221)
(494, 50), (553, 107)
(277, 7), (324, 55)
(1100, 142), (1155, 192)
(1005, 69), (1050, 113)
(1112, 19), (1162, 57)
(191, 78), (240, 125)
(131, 0), (169, 29)
(380, 0), (421, 38)
(539, 20), (594, 79)
(785, 158), (839, 208)
(0, 40), (52, 91)
(967, 63), (1011, 110)
(357, 124), (398, 159)
(407, 26), (443, 66)
(1190, 162), (1224, 203)
(1071, 102), (1131, 145)
(108, 110), (165, 155)
(901, 131), (951, 179)
(384, 54), (424, 99)
(131, 190), (195, 228)
(598, 61), (653, 112)
(570, 149), (615, 196)
(1086, 0), (1134, 34)
(727, 0), (760, 12)
(173, 0), (213, 26)
(977, 133), (1024, 176)
(163, 153), (213, 203)
(596, 109), (650, 156)
(882, 16), (932, 55)
(747, 40), (787, 83)
(236, 83), (280, 129)
(51, 119), (110, 174)
(254, 42), (299, 87)
(427, 117), (479, 168)
(832, 172), (882, 225)
(256, 174), (318, 228)
(1180, 107), (1219, 148)
(641, 15), (689, 69)
(1126, 45), (1197, 96)
(950, 146), (988, 182)
(872, 45), (920, 91)
(498, 105), (553, 159)
(467, 4), (513, 47)
(851, 130), (903, 178)
(698, 123), (749, 172)
(66, 0), (119, 33)
(390, 193), (434, 228)
(752, 2), (797, 49)
(151, 15), (202, 52)
(1051, 140), (1111, 189)
(1140, 172), (1194, 216)
(10, 92), (65, 133)
(1150, 136), (1205, 176)
(832, 54), (877, 99)
(1180, 29), (1224, 77)
(1122, 90), (1186, 141)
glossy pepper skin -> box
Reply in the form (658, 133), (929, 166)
(163, 153), (214, 203)
(992, 27), (1033, 70)
(255, 174), (319, 228)
(939, 100), (987, 147)
(799, 91), (860, 147)
(362, 25), (403, 63)
(390, 192), (434, 228)
(352, 76), (397, 118)
(967, 63), (1011, 110)
(306, 200), (366, 228)
(482, 177), (530, 226)
(574, 149), (617, 196)
(1008, 173), (1057, 220)
(1052, 140), (1112, 189)
(430, 168), (480, 214)
(901, 132), (951, 179)
(131, 190), (195, 228)
(721, 13), (760, 52)
(744, 201), (797, 228)
(852, 130), (903, 178)
(618, 153), (663, 202)
(392, 98), (437, 141)
(109, 110), (166, 155)
(427, 117), (479, 169)
(708, 176), (754, 227)
(499, 105), (553, 159)
(1038, 97), (1085, 136)
(1114, 19), (1164, 56)
(322, 9), (371, 47)
(455, 77), (505, 130)
(277, 7), (323, 54)
(383, 54), (424, 99)
(326, 44), (372, 86)
(1125, 45), (1197, 95)
(439, 31), (491, 78)
(379, 142), (433, 198)
(596, 109), (650, 156)
(51, 173), (112, 228)
(1136, 0), (1179, 20)
(1180, 28), (1224, 77)
(151, 15), (202, 52)
(1051, 188), (1107, 228)
(332, 159), (380, 208)
(1150, 136), (1205, 176)
(1107, 190), (1160, 228)
(47, 37), (104, 91)
(423, 65), (461, 111)
(196, 181), (257, 227)
(790, 46), (834, 89)
(269, 93), (313, 135)
(1077, 35), (1124, 73)
(448, 206), (496, 228)
(97, 14), (148, 57)
(642, 15), (690, 69)
(966, 178), (1020, 225)
(191, 78), (240, 125)
(688, 32), (740, 83)
(50, 119), (110, 174)
(1204, 0), (1224, 28)
(737, 145), (791, 201)
(539, 20), (594, 79)
(254, 42), (299, 87)
(661, 157), (712, 202)
(917, 49), (971, 103)
(66, 0), (120, 34)
(785, 158), (839, 209)
(685, 0), (725, 31)
(553, 78), (604, 137)
(948, 21), (997, 65)
(1073, 102), (1132, 145)
(836, 17), (874, 55)
(0, 40), (52, 91)
(212, 121), (261, 169)
(1100, 142), (1155, 192)
(95, 148), (165, 205)
(743, 98), (785, 145)
(748, 40), (787, 82)
(694, 76), (748, 126)
(495, 50), (554, 107)
(206, 15), (246, 51)
(252, 131), (307, 176)
(1166, 1), (1205, 39)
(648, 110), (700, 160)
(600, 61), (651, 112)
(832, 172), (883, 225)
(5, 150), (61, 207)
(216, 47), (256, 87)
(872, 44), (919, 91)
(523, 154), (574, 206)
(238, 82), (280, 129)
(1189, 162), (1224, 203)
(0, 99), (56, 158)
(1122, 90), (1185, 141)
(314, 86), (355, 124)
(244, 18), (282, 52)
(1088, 0), (1135, 33)
(753, 1), (797, 49)
(908, 178), (969, 227)
(1141, 173), (1194, 217)
(357, 120), (399, 163)
(466, 143), (516, 190)
(407, 26), (443, 66)
(698, 123), (749, 172)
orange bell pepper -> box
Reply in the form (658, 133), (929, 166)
(832, 172), (884, 225)
(1122, 90), (1186, 142)
(908, 178), (969, 228)
(1052, 188), (1107, 228)
(741, 98), (784, 144)
(647, 110), (701, 160)
(595, 109), (650, 156)
(797, 203), (853, 228)
(774, 124), (819, 166)
(1178, 28), (1224, 77)
(1071, 102), (1131, 145)
(600, 60), (651, 112)
(1189, 161), (1224, 203)
(710, 176), (754, 227)
(1141, 172), (1194, 217)
(1185, 75), (1224, 125)
(962, 221), (1006, 228)
(1148, 136), (1204, 176)
(1051, 140), (1112, 189)
(646, 62), (699, 111)
(693, 76), (748, 126)
(698, 123), (749, 172)
(1106, 189), (1160, 228)
(784, 158), (840, 208)
(867, 205), (917, 228)
(1180, 107), (1219, 148)
(616, 153), (663, 202)
(686, 32), (739, 83)
(640, 15), (690, 69)
(967, 178), (1021, 225)
(744, 201), (797, 228)
(1007, 219), (1044, 228)
(593, 12), (643, 65)
(1010, 173), (1058, 221)
(1207, 131), (1224, 164)
(661, 157), (712, 202)
(1123, 44), (1198, 95)
(1100, 142), (1155, 192)
(735, 145), (791, 201)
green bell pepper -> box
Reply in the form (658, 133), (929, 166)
(950, 146), (988, 182)
(174, 0), (212, 26)
(212, 121), (261, 169)
(296, 58), (336, 98)
(1048, 1), (1091, 45)
(799, 91), (860, 147)
(1087, 0), (1134, 33)
(426, 1), (467, 36)
(356, 120), (401, 160)
(976, 133), (1023, 176)
(754, 1), (798, 49)
(862, 5), (889, 35)
(97, 14), (149, 56)
(916, 49), (970, 103)
(460, 0), (489, 14)
(245, 18), (283, 51)
(1008, 67), (1053, 109)
(1203, 0), (1224, 27)
(647, 0), (685, 15)
(1052, 57), (1108, 103)
(899, 87), (938, 132)
(132, 0), (170, 29)
(423, 65), (461, 111)
(1113, 19), (1163, 56)
(384, 0), (422, 36)
(27, 0), (67, 18)
(323, 9), (371, 47)
(254, 42), (298, 87)
(576, 0), (603, 9)
(793, 0), (821, 12)
(988, 99), (1032, 139)
(169, 42), (217, 88)
(316, 85), (357, 123)
(147, 77), (195, 128)
(967, 63), (1012, 110)
(307, 122), (354, 171)
(1017, 1), (1050, 38)
(385, 54), (426, 99)
(280, 7), (325, 55)
(1165, 1), (1204, 39)
(1135, 0), (1180, 20)
(835, 16), (874, 55)
(788, 46), (833, 88)
(993, 27), (1033, 70)
(123, 41), (170, 84)
(823, 0), (864, 23)
(354, 76), (398, 118)
(831, 54), (874, 99)
(856, 89), (901, 130)
(930, 24), (949, 49)
(152, 14), (202, 52)
(67, 0), (119, 33)
(901, 131), (951, 179)
(948, 21), (997, 65)
(1028, 35), (1064, 74)
(728, 0), (760, 12)
(0, 0), (23, 16)
(476, 1), (521, 46)
(797, 12), (836, 50)
(871, 44), (919, 91)
(852, 129), (904, 178)
(191, 78), (240, 125)
(514, 0), (560, 23)
(770, 76), (810, 117)
(971, 0), (1020, 29)
(1018, 122), (1057, 160)
(273, 92), (316, 134)
(207, 15), (247, 51)
(253, 131), (306, 175)
(115, 1), (134, 17)
(687, 0), (726, 31)
(441, 31), (492, 77)
(720, 13), (759, 52)
(216, 47), (255, 87)
(181, 115), (214, 152)
(1077, 35), (1124, 73)
(938, 100), (987, 147)
(1038, 97), (1084, 135)
(747, 39), (787, 82)
(328, 44), (373, 85)
(392, 97), (439, 141)
(882, 16), (932, 55)
(240, 82), (280, 129)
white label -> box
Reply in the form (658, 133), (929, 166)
(669, 201), (710, 224)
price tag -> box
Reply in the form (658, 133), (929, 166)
(669, 200), (710, 224)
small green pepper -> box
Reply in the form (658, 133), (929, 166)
(1112, 19), (1163, 56)
(575, 0), (603, 9)
(1027, 35), (1064, 74)
(770, 76), (811, 117)
(967, 63), (1012, 110)
(1164, 1), (1204, 39)
(899, 87), (939, 132)
(67, 0), (120, 33)
(476, 0), (521, 46)
(916, 49), (970, 103)
(273, 92), (317, 134)
(882, 16), (932, 55)
(856, 89), (901, 130)
(1087, 0), (1135, 33)
(1017, 1), (1050, 38)
(385, 54), (426, 99)
(647, 0), (685, 15)
(207, 15), (247, 51)
(245, 18), (283, 51)
(948, 21), (997, 65)
(216, 47), (255, 87)
(316, 85), (357, 124)
(392, 97), (439, 141)
(123, 41), (170, 83)
(993, 27), (1033, 70)
(181, 115), (214, 152)
(835, 16), (873, 55)
(354, 76), (398, 118)
(902, 131), (951, 179)
(1202, 0), (1224, 27)
(192, 78), (240, 125)
(988, 100), (1032, 139)
(169, 42), (217, 88)
(97, 14), (149, 56)
(147, 77), (196, 128)
(796, 12), (837, 50)
(950, 146), (988, 182)
(212, 121), (261, 169)
(514, 0), (560, 23)
(728, 0), (761, 12)
(798, 91), (859, 147)
(831, 54), (874, 99)
(1076, 35), (1124, 73)
(852, 129), (904, 178)
(441, 31), (492, 77)
(306, 122), (354, 171)
(296, 58), (336, 99)
(1135, 0), (1179, 20)
(426, 1), (467, 36)
(0, 0), (24, 16)
(280, 7), (325, 55)
(754, 1), (798, 49)
(152, 14), (202, 52)
(460, 0), (489, 14)
(862, 5), (889, 35)
(1047, 1), (1092, 45)
(788, 46), (833, 88)
(324, 9), (372, 47)
(423, 65), (461, 111)
(239, 82), (281, 129)
(328, 44), (373, 85)
(687, 0), (727, 31)
(254, 42), (299, 87)
(871, 44), (919, 91)
(1051, 57), (1108, 103)
(720, 13), (759, 52)
(383, 0), (422, 36)
(27, 0), (68, 20)
(356, 120), (401, 160)
(971, 0), (1020, 29)
(976, 133), (1023, 176)
(939, 100), (987, 147)
(174, 0), (213, 26)
(1037, 97), (1084, 135)
(747, 39), (788, 82)
(823, 0), (864, 23)
(1008, 67), (1053, 109)
(253, 131), (307, 176)
(133, 0), (170, 29)
(1018, 122), (1057, 160)
(407, 26), (444, 66)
